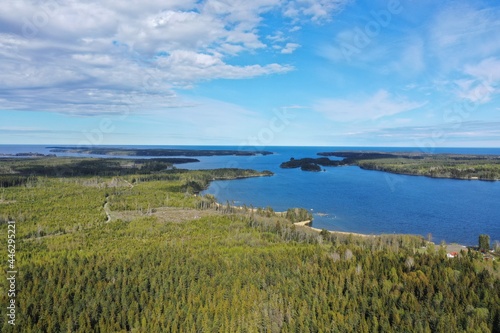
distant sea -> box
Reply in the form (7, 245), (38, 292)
(1, 144), (499, 246)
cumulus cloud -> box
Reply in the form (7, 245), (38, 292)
(0, 0), (348, 115)
(314, 90), (426, 122)
(281, 43), (301, 54)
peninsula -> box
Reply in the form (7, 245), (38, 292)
(281, 151), (500, 180)
(0, 152), (56, 157)
(47, 146), (274, 157)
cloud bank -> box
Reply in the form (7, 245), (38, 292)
(0, 0), (349, 115)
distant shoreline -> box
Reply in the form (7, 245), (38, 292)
(0, 152), (56, 157)
(46, 146), (274, 157)
(281, 151), (500, 181)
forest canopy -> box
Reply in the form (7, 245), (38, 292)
(282, 151), (500, 180)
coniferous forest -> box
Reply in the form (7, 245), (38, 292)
(0, 157), (499, 332)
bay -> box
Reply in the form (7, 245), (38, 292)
(199, 146), (500, 246)
(1, 144), (499, 245)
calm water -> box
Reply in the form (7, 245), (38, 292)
(1, 145), (499, 245)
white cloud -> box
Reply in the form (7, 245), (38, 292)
(376, 121), (500, 143)
(424, 4), (500, 106)
(464, 58), (500, 82)
(0, 88), (184, 116)
(265, 31), (301, 55)
(267, 32), (286, 42)
(455, 81), (495, 104)
(429, 4), (500, 69)
(283, 0), (350, 22)
(2, 0), (336, 115)
(450, 58), (500, 104)
(314, 90), (426, 122)
(281, 43), (301, 54)
(72, 54), (115, 66)
(157, 50), (293, 84)
(315, 121), (500, 147)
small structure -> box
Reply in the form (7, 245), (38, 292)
(447, 252), (459, 258)
(483, 253), (495, 261)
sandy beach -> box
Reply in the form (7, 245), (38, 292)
(293, 220), (375, 238)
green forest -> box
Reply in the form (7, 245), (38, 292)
(46, 147), (274, 157)
(354, 155), (500, 180)
(1, 157), (499, 332)
(321, 152), (500, 180)
(283, 152), (500, 180)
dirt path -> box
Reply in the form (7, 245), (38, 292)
(122, 179), (134, 188)
(104, 196), (111, 223)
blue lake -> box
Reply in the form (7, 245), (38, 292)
(1, 145), (499, 245)
(197, 146), (500, 246)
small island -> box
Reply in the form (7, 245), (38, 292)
(281, 151), (500, 180)
(47, 146), (274, 157)
(280, 157), (343, 171)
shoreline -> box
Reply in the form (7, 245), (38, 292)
(283, 152), (500, 181)
(212, 200), (378, 238)
(293, 220), (376, 238)
(191, 198), (474, 248)
(357, 166), (500, 182)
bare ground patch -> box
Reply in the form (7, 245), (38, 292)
(80, 177), (134, 188)
(111, 207), (225, 223)
(0, 199), (16, 204)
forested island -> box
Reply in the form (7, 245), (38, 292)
(280, 157), (342, 171)
(0, 157), (271, 188)
(281, 151), (500, 180)
(47, 146), (274, 157)
(1, 156), (499, 332)
(0, 152), (56, 157)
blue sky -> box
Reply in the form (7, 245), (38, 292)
(1, 0), (499, 147)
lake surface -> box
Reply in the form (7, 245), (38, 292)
(1, 144), (499, 245)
